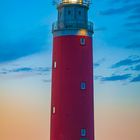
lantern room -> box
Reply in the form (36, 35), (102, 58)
(53, 0), (92, 7)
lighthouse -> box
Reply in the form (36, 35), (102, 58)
(51, 0), (94, 140)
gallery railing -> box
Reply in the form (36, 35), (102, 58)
(52, 21), (93, 33)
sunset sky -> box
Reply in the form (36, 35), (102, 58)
(0, 0), (140, 140)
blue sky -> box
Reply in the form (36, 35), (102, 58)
(1, 0), (140, 80)
(0, 0), (140, 140)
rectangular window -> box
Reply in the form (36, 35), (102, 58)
(81, 82), (86, 90)
(81, 129), (86, 136)
(80, 38), (86, 46)
(53, 61), (56, 68)
(52, 106), (56, 114)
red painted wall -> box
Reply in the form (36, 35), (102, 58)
(51, 35), (94, 140)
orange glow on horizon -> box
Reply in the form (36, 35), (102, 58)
(0, 94), (50, 140)
(0, 89), (140, 140)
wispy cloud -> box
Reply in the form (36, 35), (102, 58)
(95, 56), (140, 83)
(131, 65), (140, 71)
(127, 14), (140, 20)
(94, 63), (100, 68)
(94, 58), (105, 68)
(0, 66), (51, 75)
(111, 57), (140, 68)
(42, 79), (51, 83)
(0, 26), (49, 63)
(111, 0), (136, 4)
(126, 43), (140, 49)
(100, 74), (131, 82)
(128, 29), (140, 32)
(124, 6), (140, 32)
(131, 75), (140, 82)
(98, 1), (140, 50)
(11, 67), (33, 73)
(124, 21), (140, 27)
(100, 3), (140, 16)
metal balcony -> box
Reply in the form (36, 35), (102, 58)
(52, 21), (93, 33)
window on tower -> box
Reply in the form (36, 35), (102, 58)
(52, 106), (56, 114)
(80, 38), (86, 45)
(53, 61), (57, 68)
(81, 128), (86, 136)
(80, 82), (86, 90)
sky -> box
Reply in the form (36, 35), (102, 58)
(0, 0), (140, 140)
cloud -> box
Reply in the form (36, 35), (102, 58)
(111, 57), (140, 68)
(131, 65), (140, 71)
(127, 14), (140, 20)
(126, 43), (140, 49)
(0, 66), (51, 75)
(42, 79), (51, 83)
(94, 63), (100, 68)
(124, 64), (140, 72)
(124, 8), (140, 32)
(132, 6), (140, 14)
(94, 58), (105, 68)
(11, 67), (33, 72)
(124, 21), (140, 27)
(0, 26), (49, 63)
(0, 71), (7, 75)
(37, 67), (51, 72)
(100, 74), (131, 81)
(94, 75), (102, 80)
(131, 75), (140, 82)
(100, 3), (140, 16)
(111, 0), (136, 4)
(128, 29), (140, 32)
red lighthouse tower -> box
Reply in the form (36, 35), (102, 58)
(51, 0), (94, 140)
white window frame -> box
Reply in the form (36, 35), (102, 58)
(52, 106), (56, 114)
(53, 61), (57, 68)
